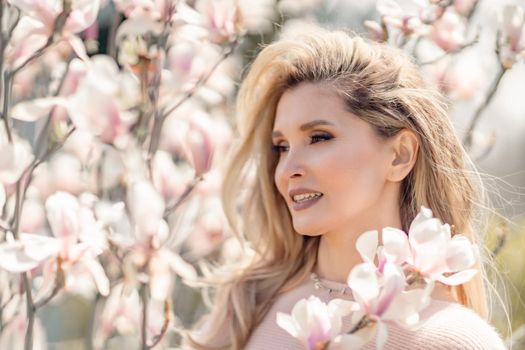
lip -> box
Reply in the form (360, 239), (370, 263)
(288, 188), (323, 211)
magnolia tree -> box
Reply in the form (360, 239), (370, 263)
(0, 0), (523, 349)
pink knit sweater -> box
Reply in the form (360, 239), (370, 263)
(244, 276), (506, 349)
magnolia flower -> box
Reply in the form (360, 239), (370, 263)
(428, 10), (466, 52)
(376, 0), (429, 37)
(185, 196), (229, 258)
(127, 180), (167, 240)
(7, 0), (100, 34)
(151, 151), (190, 204)
(0, 127), (35, 184)
(0, 233), (60, 273)
(5, 0), (101, 66)
(38, 191), (110, 296)
(20, 197), (47, 233)
(454, 0), (478, 17)
(346, 262), (431, 350)
(11, 56), (138, 145)
(183, 113), (215, 177)
(381, 207), (478, 286)
(276, 296), (356, 350)
(195, 0), (245, 45)
(94, 282), (169, 350)
(364, 20), (387, 42)
(0, 312), (47, 350)
(498, 5), (525, 68)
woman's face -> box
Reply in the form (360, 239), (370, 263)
(272, 83), (396, 237)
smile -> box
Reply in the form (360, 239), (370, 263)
(292, 193), (323, 211)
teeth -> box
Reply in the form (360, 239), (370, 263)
(293, 192), (323, 202)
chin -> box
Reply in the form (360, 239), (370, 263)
(292, 223), (325, 237)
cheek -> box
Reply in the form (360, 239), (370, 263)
(329, 146), (390, 205)
(273, 162), (286, 197)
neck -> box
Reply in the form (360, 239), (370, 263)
(314, 200), (402, 283)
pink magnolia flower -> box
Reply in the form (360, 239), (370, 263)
(41, 191), (110, 296)
(0, 127), (35, 184)
(20, 197), (47, 233)
(454, 0), (478, 17)
(0, 312), (47, 350)
(94, 282), (169, 350)
(428, 10), (466, 52)
(195, 0), (245, 44)
(127, 180), (167, 240)
(185, 196), (230, 258)
(67, 56), (136, 144)
(0, 233), (60, 273)
(94, 282), (141, 349)
(183, 113), (215, 177)
(498, 5), (525, 68)
(11, 57), (138, 145)
(276, 296), (357, 350)
(346, 262), (431, 350)
(364, 20), (387, 42)
(151, 151), (190, 204)
(380, 206), (479, 286)
(376, 0), (429, 37)
(5, 0), (101, 66)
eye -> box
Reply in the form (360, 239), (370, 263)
(310, 132), (333, 144)
(271, 143), (289, 153)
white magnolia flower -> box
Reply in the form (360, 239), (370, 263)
(381, 206), (479, 286)
(276, 295), (356, 350)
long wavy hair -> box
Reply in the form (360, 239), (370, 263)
(185, 26), (492, 349)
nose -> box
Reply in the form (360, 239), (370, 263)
(275, 148), (306, 181)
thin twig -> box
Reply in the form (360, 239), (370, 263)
(161, 42), (237, 119)
(163, 177), (202, 218)
(419, 35), (479, 66)
(462, 65), (507, 150)
(34, 257), (65, 309)
(23, 271), (35, 350)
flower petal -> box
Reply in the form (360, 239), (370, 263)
(436, 269), (478, 286)
(0, 234), (59, 273)
(276, 312), (301, 338)
(160, 249), (197, 281)
(356, 230), (378, 264)
(82, 257), (110, 296)
(381, 227), (410, 265)
(329, 324), (375, 350)
(11, 97), (67, 122)
(347, 263), (380, 304)
(445, 235), (477, 271)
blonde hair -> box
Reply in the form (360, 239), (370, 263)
(185, 26), (491, 349)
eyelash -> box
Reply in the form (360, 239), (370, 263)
(271, 133), (333, 153)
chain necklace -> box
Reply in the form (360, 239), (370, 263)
(310, 273), (353, 296)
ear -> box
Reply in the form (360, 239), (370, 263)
(387, 129), (419, 182)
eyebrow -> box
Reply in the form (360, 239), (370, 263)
(271, 120), (334, 138)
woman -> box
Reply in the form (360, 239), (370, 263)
(185, 26), (507, 349)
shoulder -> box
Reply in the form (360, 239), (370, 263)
(382, 300), (507, 350)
